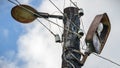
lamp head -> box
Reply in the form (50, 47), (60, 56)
(85, 13), (111, 54)
(11, 5), (38, 23)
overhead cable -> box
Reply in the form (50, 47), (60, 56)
(93, 53), (120, 67)
(8, 0), (19, 5)
(70, 0), (80, 10)
(80, 18), (86, 35)
(49, 0), (81, 30)
(37, 19), (56, 36)
(63, 50), (75, 68)
(8, 0), (81, 38)
(49, 0), (63, 14)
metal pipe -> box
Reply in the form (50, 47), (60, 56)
(36, 12), (63, 19)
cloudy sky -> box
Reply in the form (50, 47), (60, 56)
(0, 0), (120, 68)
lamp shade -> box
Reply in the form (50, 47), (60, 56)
(11, 5), (38, 23)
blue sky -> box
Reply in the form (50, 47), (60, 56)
(0, 0), (23, 57)
(0, 0), (120, 68)
(0, 0), (42, 68)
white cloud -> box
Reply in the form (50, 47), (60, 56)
(17, 22), (62, 68)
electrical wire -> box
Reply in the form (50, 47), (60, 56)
(8, 0), (81, 38)
(80, 18), (87, 50)
(56, 19), (62, 34)
(70, 48), (120, 67)
(70, 51), (81, 63)
(49, 0), (81, 31)
(37, 19), (56, 36)
(8, 0), (19, 5)
(15, 0), (21, 5)
(51, 11), (63, 34)
(63, 50), (75, 68)
(8, 0), (37, 15)
(72, 49), (84, 56)
(63, 0), (65, 10)
(80, 18), (87, 36)
(8, 0), (59, 37)
(49, 0), (63, 14)
(51, 11), (61, 15)
(44, 18), (80, 37)
(69, 0), (80, 10)
(63, 45), (84, 68)
(93, 53), (120, 67)
(80, 39), (86, 50)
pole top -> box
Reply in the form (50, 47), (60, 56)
(64, 7), (79, 14)
(64, 7), (84, 17)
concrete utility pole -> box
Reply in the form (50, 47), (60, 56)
(37, 7), (84, 68)
(62, 7), (83, 68)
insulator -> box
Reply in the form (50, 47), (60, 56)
(55, 34), (61, 43)
(78, 29), (84, 38)
(79, 8), (84, 16)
